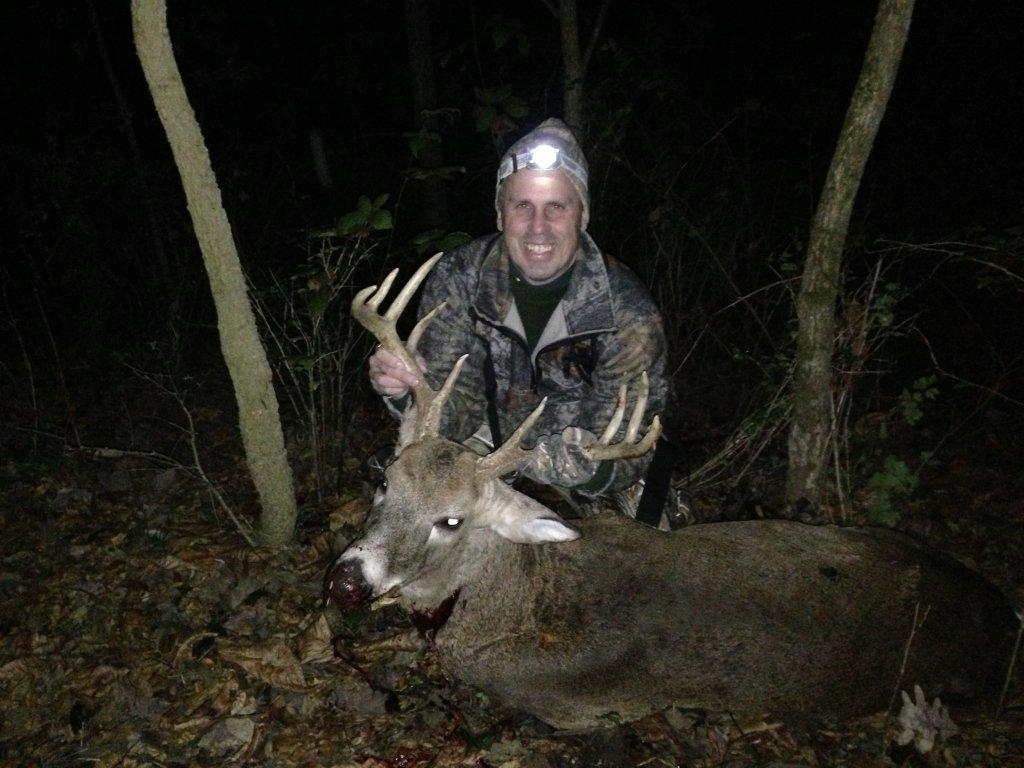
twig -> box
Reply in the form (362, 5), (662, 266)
(998, 611), (1024, 715)
(888, 601), (931, 715)
(915, 327), (1024, 411)
(580, 0), (612, 75)
(124, 363), (257, 548)
(177, 391), (257, 549)
(172, 630), (219, 666)
(2, 277), (39, 452)
(34, 285), (80, 445)
(537, 0), (558, 18)
(76, 445), (180, 464)
(468, 0), (488, 89)
(675, 275), (800, 375)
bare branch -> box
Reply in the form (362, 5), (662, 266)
(581, 0), (612, 75)
(538, 0), (558, 19)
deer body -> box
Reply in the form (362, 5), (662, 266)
(330, 257), (1018, 730)
(428, 514), (1014, 729)
(335, 436), (1016, 730)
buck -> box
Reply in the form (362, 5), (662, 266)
(326, 254), (1018, 730)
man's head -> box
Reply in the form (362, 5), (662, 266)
(495, 118), (589, 284)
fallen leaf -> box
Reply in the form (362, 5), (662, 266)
(330, 496), (369, 530)
(198, 716), (255, 757)
(297, 614), (335, 664)
(218, 637), (306, 690)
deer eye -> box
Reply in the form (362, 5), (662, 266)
(435, 517), (463, 531)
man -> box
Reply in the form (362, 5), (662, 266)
(368, 118), (678, 525)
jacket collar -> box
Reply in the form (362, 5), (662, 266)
(472, 232), (616, 337)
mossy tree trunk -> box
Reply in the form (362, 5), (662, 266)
(786, 0), (915, 509)
(132, 0), (297, 546)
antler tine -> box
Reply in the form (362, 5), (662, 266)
(623, 371), (650, 441)
(385, 252), (444, 321)
(420, 354), (468, 439)
(476, 398), (548, 480)
(408, 302), (446, 355)
(585, 372), (662, 461)
(351, 254), (448, 437)
(597, 384), (628, 444)
(368, 268), (400, 311)
(351, 278), (420, 383)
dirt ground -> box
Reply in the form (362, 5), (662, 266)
(1, 377), (1023, 767)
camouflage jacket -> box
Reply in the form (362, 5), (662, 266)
(403, 232), (669, 493)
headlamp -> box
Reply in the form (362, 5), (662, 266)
(497, 142), (589, 185)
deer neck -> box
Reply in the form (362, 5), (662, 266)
(433, 533), (566, 648)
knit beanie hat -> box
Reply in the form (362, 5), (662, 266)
(495, 118), (590, 230)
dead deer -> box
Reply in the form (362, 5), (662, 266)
(326, 253), (1019, 730)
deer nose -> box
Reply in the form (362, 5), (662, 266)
(323, 557), (372, 614)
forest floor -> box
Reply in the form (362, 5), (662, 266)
(1, 370), (1023, 768)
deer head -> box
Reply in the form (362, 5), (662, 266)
(334, 254), (661, 611)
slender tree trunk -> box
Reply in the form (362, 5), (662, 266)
(404, 0), (448, 230)
(786, 0), (915, 509)
(557, 0), (611, 136)
(131, 0), (297, 546)
(559, 0), (584, 133)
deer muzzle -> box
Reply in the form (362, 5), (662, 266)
(323, 557), (373, 614)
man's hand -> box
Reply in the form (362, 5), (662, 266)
(368, 346), (427, 400)
(521, 427), (600, 487)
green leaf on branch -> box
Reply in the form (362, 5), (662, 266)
(337, 193), (392, 236)
(288, 354), (316, 373)
(474, 104), (498, 133)
(403, 130), (440, 159)
(369, 209), (393, 231)
(306, 292), (331, 318)
(407, 165), (466, 181)
(337, 211), (367, 235)
(410, 229), (472, 255)
(866, 456), (918, 525)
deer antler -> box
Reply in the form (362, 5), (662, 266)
(584, 372), (662, 461)
(351, 252), (463, 441)
(476, 398), (548, 480)
(476, 372), (661, 480)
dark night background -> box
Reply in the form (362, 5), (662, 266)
(2, 2), (1022, 368)
(2, 0), (1024, 532)
(4, 0), (1023, 494)
(1, 1), (1024, 764)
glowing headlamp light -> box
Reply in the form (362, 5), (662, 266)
(497, 142), (589, 185)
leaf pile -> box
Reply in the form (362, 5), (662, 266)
(1, 420), (1022, 766)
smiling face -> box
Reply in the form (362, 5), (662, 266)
(498, 168), (585, 284)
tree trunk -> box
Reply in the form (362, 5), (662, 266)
(131, 0), (297, 546)
(557, 0), (611, 136)
(559, 0), (584, 134)
(404, 0), (448, 230)
(786, 0), (915, 509)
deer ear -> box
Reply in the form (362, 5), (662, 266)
(500, 516), (580, 544)
(482, 482), (580, 544)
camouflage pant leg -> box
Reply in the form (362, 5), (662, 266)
(609, 481), (692, 531)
